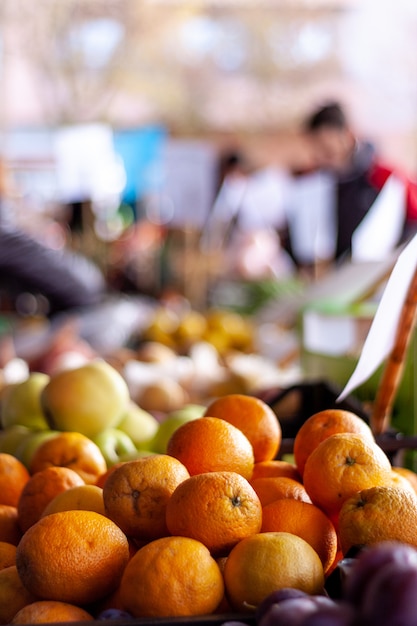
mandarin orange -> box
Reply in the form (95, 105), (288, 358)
(250, 476), (311, 507)
(302, 432), (392, 517)
(0, 541), (16, 571)
(204, 394), (281, 462)
(119, 536), (224, 618)
(294, 409), (374, 476)
(11, 601), (94, 624)
(251, 459), (301, 482)
(0, 453), (30, 507)
(167, 416), (254, 479)
(0, 505), (22, 545)
(103, 454), (190, 540)
(166, 471), (262, 555)
(0, 565), (36, 625)
(16, 510), (130, 605)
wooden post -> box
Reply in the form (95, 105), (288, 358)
(371, 266), (417, 435)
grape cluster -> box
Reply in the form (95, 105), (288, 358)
(222, 541), (417, 626)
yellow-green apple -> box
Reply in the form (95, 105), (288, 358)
(41, 360), (130, 438)
(92, 428), (137, 467)
(151, 404), (206, 454)
(117, 400), (159, 450)
(15, 429), (59, 469)
(0, 425), (31, 455)
(1, 372), (50, 430)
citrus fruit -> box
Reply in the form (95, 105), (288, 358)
(15, 510), (130, 605)
(261, 499), (338, 574)
(250, 476), (312, 507)
(0, 505), (22, 545)
(167, 416), (254, 479)
(0, 565), (36, 624)
(338, 485), (417, 555)
(0, 541), (16, 571)
(17, 466), (85, 533)
(119, 536), (224, 617)
(29, 431), (107, 484)
(251, 459), (301, 482)
(393, 466), (417, 493)
(11, 601), (94, 624)
(103, 455), (190, 540)
(42, 484), (105, 517)
(0, 453), (30, 507)
(223, 532), (325, 611)
(204, 394), (281, 462)
(166, 471), (262, 555)
(302, 433), (392, 517)
(294, 409), (374, 476)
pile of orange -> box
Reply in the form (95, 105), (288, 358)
(2, 394), (417, 623)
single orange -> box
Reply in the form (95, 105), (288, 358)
(17, 466), (85, 533)
(338, 485), (417, 555)
(119, 536), (224, 618)
(0, 505), (22, 545)
(294, 409), (374, 477)
(11, 601), (94, 624)
(95, 462), (125, 489)
(0, 453), (30, 507)
(385, 470), (417, 494)
(42, 484), (105, 517)
(261, 499), (338, 574)
(204, 394), (281, 462)
(103, 455), (190, 541)
(392, 466), (417, 494)
(166, 471), (262, 555)
(29, 432), (107, 484)
(302, 433), (392, 518)
(0, 566), (36, 625)
(0, 541), (16, 571)
(251, 459), (301, 482)
(250, 476), (312, 507)
(223, 532), (324, 611)
(16, 510), (130, 605)
(167, 416), (254, 479)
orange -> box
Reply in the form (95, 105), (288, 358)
(16, 510), (130, 605)
(11, 601), (94, 624)
(166, 471), (262, 555)
(0, 565), (36, 625)
(302, 433), (392, 518)
(17, 466), (85, 533)
(0, 541), (16, 571)
(167, 416), (254, 479)
(0, 453), (30, 507)
(250, 476), (312, 507)
(119, 536), (224, 617)
(30, 432), (107, 484)
(261, 499), (338, 574)
(204, 394), (281, 462)
(42, 484), (105, 517)
(293, 409), (374, 477)
(338, 485), (417, 555)
(385, 470), (417, 494)
(103, 455), (190, 541)
(0, 505), (22, 545)
(393, 466), (417, 493)
(95, 462), (125, 488)
(251, 459), (301, 482)
(223, 532), (325, 611)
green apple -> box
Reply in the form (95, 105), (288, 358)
(0, 425), (32, 455)
(1, 372), (50, 430)
(41, 360), (130, 438)
(93, 428), (137, 467)
(117, 401), (159, 450)
(15, 429), (59, 469)
(151, 404), (206, 454)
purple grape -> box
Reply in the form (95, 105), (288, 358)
(360, 561), (417, 626)
(255, 588), (309, 623)
(302, 602), (357, 626)
(96, 608), (134, 620)
(344, 541), (417, 606)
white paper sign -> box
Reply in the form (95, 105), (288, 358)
(337, 232), (417, 401)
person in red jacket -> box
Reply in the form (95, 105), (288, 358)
(303, 102), (417, 261)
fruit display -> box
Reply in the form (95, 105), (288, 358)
(2, 349), (417, 624)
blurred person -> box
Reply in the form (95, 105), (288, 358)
(299, 101), (417, 262)
(0, 158), (106, 317)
